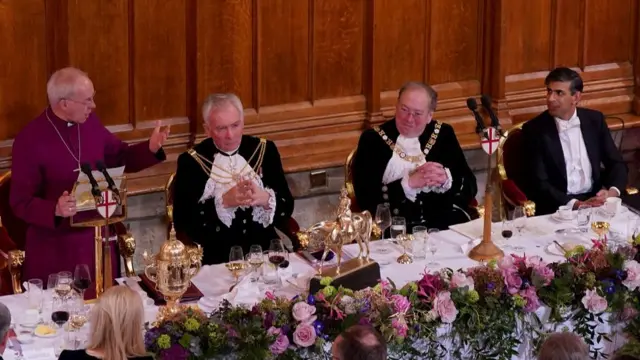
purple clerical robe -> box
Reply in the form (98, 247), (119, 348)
(10, 108), (165, 298)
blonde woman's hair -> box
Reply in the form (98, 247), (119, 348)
(538, 332), (590, 360)
(87, 286), (148, 360)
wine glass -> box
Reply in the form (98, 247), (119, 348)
(512, 206), (526, 236)
(426, 229), (441, 267)
(247, 245), (264, 282)
(55, 272), (73, 302)
(73, 264), (91, 300)
(375, 204), (392, 254)
(51, 299), (69, 332)
(226, 246), (246, 282)
(268, 239), (287, 287)
(499, 220), (514, 251)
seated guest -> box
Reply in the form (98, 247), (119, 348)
(0, 302), (11, 359)
(538, 332), (589, 360)
(332, 325), (387, 360)
(522, 67), (627, 215)
(173, 93), (295, 265)
(58, 286), (152, 360)
(353, 81), (477, 230)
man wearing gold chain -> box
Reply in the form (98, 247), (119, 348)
(10, 67), (168, 297)
(352, 81), (477, 231)
(172, 93), (295, 265)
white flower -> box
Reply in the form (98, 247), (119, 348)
(622, 260), (640, 291)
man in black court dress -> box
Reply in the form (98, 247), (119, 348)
(172, 93), (295, 265)
(352, 81), (477, 231)
(522, 67), (627, 215)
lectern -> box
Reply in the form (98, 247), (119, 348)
(71, 171), (128, 298)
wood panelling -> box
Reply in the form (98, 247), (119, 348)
(1, 0), (640, 194)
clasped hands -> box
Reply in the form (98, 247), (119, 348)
(573, 188), (618, 210)
(222, 178), (271, 209)
(408, 162), (448, 189)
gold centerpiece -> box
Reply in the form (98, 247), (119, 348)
(143, 225), (203, 319)
(591, 221), (610, 240)
(396, 234), (413, 264)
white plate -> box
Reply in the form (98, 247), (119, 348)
(33, 330), (58, 338)
(16, 334), (34, 344)
(550, 212), (577, 222)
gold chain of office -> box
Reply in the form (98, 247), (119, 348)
(373, 121), (441, 164)
(188, 138), (267, 184)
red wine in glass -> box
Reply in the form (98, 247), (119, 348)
(502, 230), (513, 239)
(51, 311), (69, 327)
(269, 255), (285, 266)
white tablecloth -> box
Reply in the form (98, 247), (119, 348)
(3, 206), (637, 359)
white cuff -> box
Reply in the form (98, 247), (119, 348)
(423, 168), (453, 194)
(215, 193), (236, 228)
(401, 174), (420, 202)
(610, 187), (621, 197)
(252, 188), (276, 227)
(566, 199), (578, 210)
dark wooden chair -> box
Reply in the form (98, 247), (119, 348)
(496, 124), (537, 218)
(0, 172), (27, 295)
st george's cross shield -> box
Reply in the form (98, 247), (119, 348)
(480, 127), (501, 155)
(96, 189), (119, 219)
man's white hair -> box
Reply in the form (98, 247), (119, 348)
(46, 67), (89, 104)
(201, 93), (244, 128)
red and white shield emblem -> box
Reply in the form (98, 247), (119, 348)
(481, 127), (501, 155)
(96, 189), (118, 219)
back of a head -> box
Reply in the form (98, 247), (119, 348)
(88, 286), (147, 360)
(334, 325), (387, 360)
(538, 332), (590, 360)
(47, 67), (90, 104)
(0, 302), (11, 343)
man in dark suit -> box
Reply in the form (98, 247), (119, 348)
(522, 67), (627, 215)
(352, 81), (477, 230)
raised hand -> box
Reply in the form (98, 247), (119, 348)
(55, 190), (77, 217)
(149, 120), (170, 153)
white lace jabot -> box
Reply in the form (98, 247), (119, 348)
(198, 148), (276, 228)
(382, 135), (452, 202)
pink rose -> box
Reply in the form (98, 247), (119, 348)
(391, 294), (411, 313)
(533, 265), (555, 286)
(433, 291), (458, 323)
(293, 323), (317, 347)
(450, 272), (475, 291)
(392, 317), (408, 337)
(498, 256), (516, 271)
(621, 306), (639, 321)
(519, 287), (541, 313)
(268, 327), (289, 355)
(526, 256), (545, 268)
(292, 302), (316, 323)
(503, 270), (523, 294)
(623, 260), (640, 291)
(581, 289), (608, 314)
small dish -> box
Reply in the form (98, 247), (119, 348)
(16, 333), (34, 344)
(33, 324), (57, 338)
(550, 212), (577, 222)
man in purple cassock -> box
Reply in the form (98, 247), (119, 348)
(10, 67), (170, 298)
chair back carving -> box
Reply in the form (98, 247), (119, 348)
(165, 173), (176, 223)
(0, 172), (27, 251)
(0, 172), (26, 294)
(344, 148), (360, 212)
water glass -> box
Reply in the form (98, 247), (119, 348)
(412, 226), (427, 260)
(27, 279), (44, 313)
(576, 205), (591, 227)
(375, 204), (392, 254)
(261, 251), (279, 286)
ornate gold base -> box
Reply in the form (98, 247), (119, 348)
(468, 240), (504, 262)
(396, 253), (413, 264)
(319, 257), (372, 278)
(154, 299), (186, 324)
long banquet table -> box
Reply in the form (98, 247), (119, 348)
(2, 206), (639, 359)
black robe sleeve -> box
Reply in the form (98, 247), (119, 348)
(172, 151), (206, 243)
(261, 140), (297, 247)
(352, 129), (405, 215)
(438, 124), (477, 210)
(596, 113), (627, 191)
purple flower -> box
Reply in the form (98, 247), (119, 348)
(392, 317), (408, 337)
(502, 269), (523, 294)
(160, 344), (190, 360)
(533, 265), (555, 286)
(269, 330), (290, 355)
(264, 311), (274, 329)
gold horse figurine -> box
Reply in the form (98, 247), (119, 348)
(335, 188), (373, 262)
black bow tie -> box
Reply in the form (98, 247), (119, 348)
(217, 149), (239, 157)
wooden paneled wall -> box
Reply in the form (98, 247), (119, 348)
(1, 0), (639, 194)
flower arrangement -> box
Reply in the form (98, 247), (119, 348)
(144, 239), (640, 360)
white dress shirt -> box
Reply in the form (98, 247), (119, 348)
(382, 135), (452, 202)
(198, 147), (276, 228)
(555, 110), (618, 208)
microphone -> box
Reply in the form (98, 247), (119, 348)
(466, 98), (487, 138)
(95, 161), (121, 204)
(480, 94), (505, 137)
(80, 163), (103, 201)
